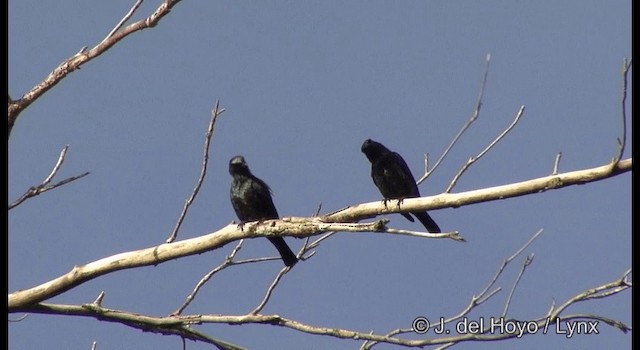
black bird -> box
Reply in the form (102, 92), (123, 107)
(361, 139), (441, 233)
(229, 155), (298, 267)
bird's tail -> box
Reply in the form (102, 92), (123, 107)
(268, 237), (299, 267)
(412, 211), (441, 233)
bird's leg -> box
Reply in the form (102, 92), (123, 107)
(236, 222), (246, 231)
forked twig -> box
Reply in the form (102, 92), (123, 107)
(446, 105), (525, 192)
(9, 145), (90, 209)
(418, 53), (492, 184)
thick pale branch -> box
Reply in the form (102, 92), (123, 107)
(8, 158), (631, 309)
(11, 227), (628, 347)
(7, 220), (387, 309)
(325, 158), (631, 223)
(8, 224), (237, 309)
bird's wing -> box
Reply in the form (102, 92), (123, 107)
(248, 176), (280, 219)
(372, 152), (420, 199)
(390, 152), (420, 195)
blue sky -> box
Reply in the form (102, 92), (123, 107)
(8, 1), (631, 349)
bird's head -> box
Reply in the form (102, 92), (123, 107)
(361, 139), (389, 162)
(229, 155), (250, 175)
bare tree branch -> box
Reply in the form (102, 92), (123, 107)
(7, 0), (183, 139)
(383, 227), (465, 241)
(502, 254), (534, 317)
(15, 277), (630, 350)
(14, 227), (628, 349)
(442, 229), (543, 325)
(13, 303), (246, 350)
(547, 269), (632, 321)
(418, 53), (492, 184)
(445, 105), (526, 193)
(172, 239), (244, 316)
(8, 158), (631, 310)
(101, 0), (145, 45)
(326, 157), (631, 223)
(167, 101), (225, 243)
(303, 230), (338, 251)
(360, 328), (414, 350)
(250, 267), (291, 315)
(9, 145), (90, 209)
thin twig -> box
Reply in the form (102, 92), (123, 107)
(91, 341), (97, 350)
(92, 291), (106, 306)
(445, 229), (543, 323)
(173, 239), (243, 315)
(100, 0), (145, 45)
(384, 228), (465, 242)
(301, 203), (326, 254)
(622, 268), (632, 286)
(446, 105), (525, 193)
(479, 229), (542, 298)
(9, 145), (90, 210)
(548, 269), (632, 321)
(250, 267), (290, 315)
(549, 313), (631, 333)
(313, 202), (322, 216)
(367, 229), (544, 350)
(44, 145), (69, 184)
(616, 58), (632, 162)
(434, 343), (456, 350)
(167, 101), (225, 243)
(552, 152), (562, 175)
(360, 328), (414, 350)
(418, 53), (491, 184)
(305, 231), (338, 250)
(8, 314), (29, 322)
(502, 254), (534, 317)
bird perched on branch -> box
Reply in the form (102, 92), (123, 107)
(229, 155), (298, 267)
(361, 139), (441, 233)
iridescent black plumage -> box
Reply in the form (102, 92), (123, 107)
(229, 156), (298, 267)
